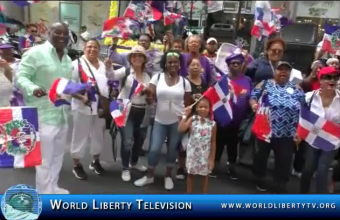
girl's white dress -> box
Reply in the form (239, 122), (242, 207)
(0, 68), (13, 107)
(185, 115), (215, 176)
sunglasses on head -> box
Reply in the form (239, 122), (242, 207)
(321, 74), (340, 81)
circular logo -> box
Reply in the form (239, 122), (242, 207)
(1, 184), (42, 220)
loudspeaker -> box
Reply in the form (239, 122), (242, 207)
(280, 23), (318, 74)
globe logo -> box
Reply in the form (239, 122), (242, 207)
(1, 184), (42, 220)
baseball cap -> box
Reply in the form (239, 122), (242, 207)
(0, 44), (13, 49)
(317, 66), (339, 79)
(206, 37), (217, 44)
(276, 61), (292, 70)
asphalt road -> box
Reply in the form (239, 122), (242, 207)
(0, 122), (308, 195)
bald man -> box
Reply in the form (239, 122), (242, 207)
(16, 22), (73, 194)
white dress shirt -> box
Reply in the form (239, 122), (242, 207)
(71, 56), (109, 115)
(106, 67), (151, 106)
(306, 90), (340, 150)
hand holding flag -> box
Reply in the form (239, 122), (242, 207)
(49, 78), (91, 107)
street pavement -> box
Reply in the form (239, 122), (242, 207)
(0, 125), (307, 194)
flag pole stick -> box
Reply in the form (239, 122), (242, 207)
(189, 94), (205, 108)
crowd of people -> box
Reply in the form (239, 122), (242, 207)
(0, 21), (339, 195)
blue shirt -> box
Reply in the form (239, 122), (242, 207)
(251, 80), (305, 138)
(245, 57), (275, 85)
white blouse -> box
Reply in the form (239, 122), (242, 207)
(306, 90), (340, 150)
(71, 56), (109, 115)
(0, 68), (13, 107)
(106, 67), (151, 106)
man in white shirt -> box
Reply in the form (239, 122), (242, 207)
(79, 25), (90, 49)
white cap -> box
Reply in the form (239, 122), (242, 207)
(207, 37), (217, 44)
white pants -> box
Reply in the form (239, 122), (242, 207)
(70, 111), (105, 159)
(36, 124), (67, 194)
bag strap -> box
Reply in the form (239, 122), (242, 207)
(81, 57), (102, 97)
(120, 67), (130, 90)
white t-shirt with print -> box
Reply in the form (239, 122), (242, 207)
(150, 73), (191, 125)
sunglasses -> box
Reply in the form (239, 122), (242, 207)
(230, 61), (241, 66)
(320, 74), (340, 81)
(270, 49), (283, 54)
(30, 30), (37, 33)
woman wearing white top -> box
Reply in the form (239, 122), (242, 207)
(105, 45), (152, 182)
(300, 67), (340, 194)
(0, 57), (13, 107)
(70, 39), (110, 180)
(134, 50), (192, 190)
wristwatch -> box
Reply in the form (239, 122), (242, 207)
(182, 115), (187, 120)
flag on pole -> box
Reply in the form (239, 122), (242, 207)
(0, 107), (41, 168)
(322, 24), (340, 54)
(163, 9), (181, 26)
(297, 107), (340, 151)
(48, 78), (90, 107)
(203, 76), (233, 126)
(251, 1), (276, 38)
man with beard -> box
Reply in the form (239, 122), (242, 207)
(16, 22), (73, 194)
(203, 37), (218, 66)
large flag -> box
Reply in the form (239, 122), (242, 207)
(0, 107), (41, 168)
(203, 76), (233, 126)
(124, 1), (162, 22)
(102, 17), (139, 40)
(322, 24), (340, 54)
(252, 92), (271, 143)
(11, 1), (39, 7)
(48, 78), (90, 107)
(163, 9), (181, 26)
(251, 1), (276, 38)
(297, 107), (340, 152)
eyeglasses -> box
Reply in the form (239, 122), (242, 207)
(320, 74), (340, 81)
(30, 30), (37, 33)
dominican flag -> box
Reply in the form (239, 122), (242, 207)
(129, 78), (144, 99)
(102, 17), (139, 39)
(203, 76), (233, 127)
(0, 107), (41, 168)
(251, 1), (276, 38)
(11, 1), (39, 7)
(322, 24), (340, 54)
(110, 99), (131, 127)
(49, 78), (90, 107)
(124, 1), (162, 22)
(163, 9), (181, 26)
(297, 107), (340, 152)
(252, 92), (271, 143)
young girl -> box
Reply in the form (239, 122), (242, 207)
(178, 97), (216, 193)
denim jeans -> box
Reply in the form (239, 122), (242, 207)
(119, 107), (145, 170)
(147, 121), (180, 169)
(300, 143), (335, 194)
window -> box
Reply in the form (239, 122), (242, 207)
(188, 19), (199, 27)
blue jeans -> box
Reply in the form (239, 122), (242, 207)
(147, 121), (180, 169)
(119, 107), (146, 170)
(300, 143), (335, 194)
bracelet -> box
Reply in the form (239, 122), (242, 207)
(182, 115), (187, 120)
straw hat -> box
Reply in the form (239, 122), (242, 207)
(128, 45), (147, 62)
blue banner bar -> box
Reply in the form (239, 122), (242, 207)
(1, 195), (340, 218)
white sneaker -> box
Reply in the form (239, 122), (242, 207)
(292, 170), (301, 178)
(121, 170), (131, 182)
(55, 188), (70, 194)
(165, 177), (174, 190)
(130, 163), (147, 172)
(134, 176), (154, 187)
